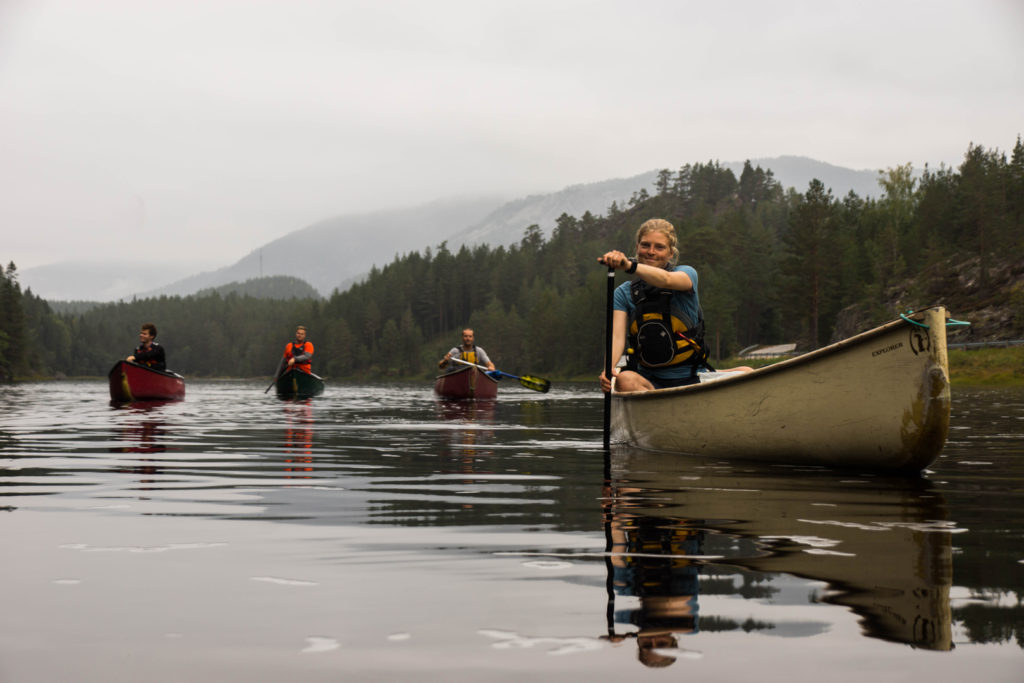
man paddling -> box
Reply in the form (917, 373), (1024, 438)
(282, 325), (314, 374)
(126, 322), (166, 371)
(439, 328), (496, 371)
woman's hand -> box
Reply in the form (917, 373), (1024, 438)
(599, 368), (619, 393)
(597, 250), (630, 270)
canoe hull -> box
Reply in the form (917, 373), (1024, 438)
(108, 361), (186, 402)
(275, 369), (325, 399)
(611, 306), (951, 471)
(434, 366), (498, 400)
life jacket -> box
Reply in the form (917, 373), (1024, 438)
(133, 342), (166, 371)
(459, 346), (479, 365)
(626, 280), (713, 371)
(285, 341), (313, 373)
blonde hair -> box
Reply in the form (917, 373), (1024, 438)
(635, 218), (679, 267)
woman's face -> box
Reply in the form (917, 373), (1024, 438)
(637, 230), (672, 268)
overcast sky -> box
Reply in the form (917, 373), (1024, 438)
(2, 0), (1021, 272)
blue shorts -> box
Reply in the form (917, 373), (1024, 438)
(640, 369), (699, 389)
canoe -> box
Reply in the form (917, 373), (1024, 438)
(108, 360), (186, 402)
(275, 368), (325, 399)
(434, 365), (498, 400)
(606, 448), (952, 650)
(611, 305), (951, 471)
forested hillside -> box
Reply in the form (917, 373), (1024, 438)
(2, 138), (1021, 381)
(195, 275), (321, 300)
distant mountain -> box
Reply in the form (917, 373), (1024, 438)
(447, 172), (660, 247)
(449, 156), (885, 249)
(24, 156), (887, 302)
(140, 196), (503, 299)
(740, 155), (886, 200)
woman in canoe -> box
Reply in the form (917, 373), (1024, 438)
(599, 219), (748, 393)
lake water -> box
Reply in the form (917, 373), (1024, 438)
(1, 380), (1022, 682)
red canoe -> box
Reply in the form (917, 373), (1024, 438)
(434, 365), (498, 400)
(109, 361), (186, 402)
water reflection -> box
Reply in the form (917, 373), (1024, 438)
(602, 496), (703, 667)
(283, 400), (314, 476)
(605, 448), (954, 655)
(435, 399), (496, 473)
(107, 404), (175, 488)
(110, 419), (168, 455)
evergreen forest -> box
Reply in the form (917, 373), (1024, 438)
(2, 138), (1022, 382)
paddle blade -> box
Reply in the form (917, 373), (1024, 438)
(518, 375), (551, 393)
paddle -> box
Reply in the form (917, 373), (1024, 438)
(263, 358), (287, 393)
(603, 265), (615, 449)
(447, 357), (551, 393)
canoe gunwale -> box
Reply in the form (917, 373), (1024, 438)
(109, 360), (185, 382)
(612, 305), (947, 402)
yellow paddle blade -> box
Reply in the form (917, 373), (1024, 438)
(518, 375), (551, 393)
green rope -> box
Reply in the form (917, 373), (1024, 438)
(899, 311), (971, 329)
(900, 313), (929, 328)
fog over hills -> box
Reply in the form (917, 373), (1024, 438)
(137, 196), (503, 299)
(23, 156), (884, 301)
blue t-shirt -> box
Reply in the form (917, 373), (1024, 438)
(613, 265), (700, 380)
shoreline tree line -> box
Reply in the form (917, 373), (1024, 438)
(1, 137), (1021, 382)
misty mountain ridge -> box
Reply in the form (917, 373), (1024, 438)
(134, 195), (503, 300)
(449, 156), (887, 250)
(23, 156), (886, 301)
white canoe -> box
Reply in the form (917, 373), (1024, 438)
(611, 305), (952, 472)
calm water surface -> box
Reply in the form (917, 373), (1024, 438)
(1, 380), (1022, 682)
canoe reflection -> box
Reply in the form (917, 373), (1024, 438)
(110, 420), (167, 455)
(283, 400), (314, 476)
(605, 448), (953, 656)
(435, 399), (496, 474)
(109, 402), (170, 455)
(109, 412), (170, 485)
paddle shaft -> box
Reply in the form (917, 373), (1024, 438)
(446, 357), (550, 392)
(447, 357), (495, 373)
(603, 266), (614, 448)
(263, 358), (287, 393)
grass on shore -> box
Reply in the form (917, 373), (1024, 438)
(947, 346), (1024, 386)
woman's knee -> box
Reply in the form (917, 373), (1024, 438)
(614, 371), (652, 392)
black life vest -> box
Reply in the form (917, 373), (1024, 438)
(287, 341), (313, 371)
(627, 280), (713, 371)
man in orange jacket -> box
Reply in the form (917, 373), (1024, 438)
(282, 325), (314, 374)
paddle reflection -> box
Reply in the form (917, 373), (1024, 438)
(283, 400), (315, 476)
(604, 448), (954, 659)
